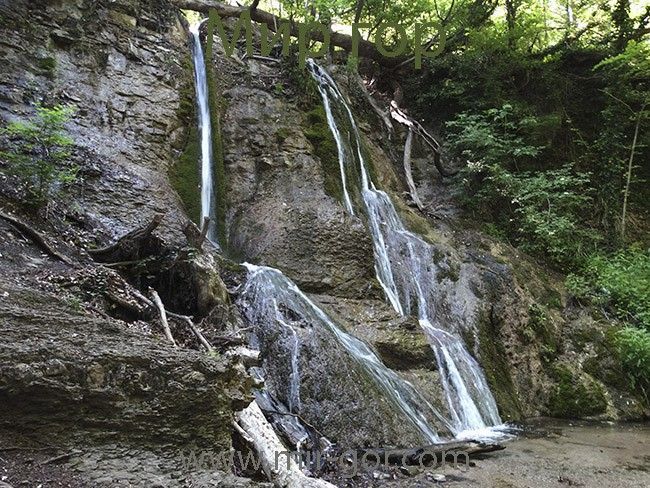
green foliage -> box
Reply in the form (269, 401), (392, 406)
(0, 104), (78, 206)
(614, 326), (650, 396)
(595, 41), (650, 106)
(447, 105), (598, 268)
(589, 41), (650, 237)
(566, 246), (650, 400)
(567, 247), (650, 329)
(446, 104), (543, 168)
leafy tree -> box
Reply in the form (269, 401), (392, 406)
(447, 104), (598, 268)
(0, 104), (78, 206)
(593, 41), (650, 240)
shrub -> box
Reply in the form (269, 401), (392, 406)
(0, 104), (77, 206)
(614, 326), (650, 398)
(567, 247), (650, 329)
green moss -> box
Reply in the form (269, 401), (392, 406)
(303, 106), (345, 203)
(524, 303), (559, 363)
(206, 61), (227, 248)
(375, 329), (436, 370)
(170, 55), (202, 224)
(528, 304), (555, 343)
(548, 364), (608, 418)
(477, 310), (523, 420)
(37, 56), (56, 71)
(275, 127), (291, 144)
(170, 126), (202, 224)
(37, 56), (56, 79)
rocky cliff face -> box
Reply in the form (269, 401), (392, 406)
(0, 1), (260, 486)
(0, 0), (189, 239)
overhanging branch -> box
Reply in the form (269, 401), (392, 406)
(174, 0), (406, 66)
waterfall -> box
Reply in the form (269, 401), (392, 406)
(240, 263), (450, 444)
(189, 21), (217, 242)
(188, 26), (445, 447)
(308, 60), (503, 437)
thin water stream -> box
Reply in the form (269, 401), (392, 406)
(308, 60), (504, 437)
(189, 21), (217, 242)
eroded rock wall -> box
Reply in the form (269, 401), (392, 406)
(0, 0), (191, 240)
(215, 48), (645, 433)
(0, 2), (258, 485)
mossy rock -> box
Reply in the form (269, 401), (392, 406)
(206, 60), (227, 247)
(583, 326), (631, 392)
(548, 363), (608, 418)
(303, 106), (346, 203)
(476, 309), (524, 420)
(170, 125), (201, 224)
(170, 53), (201, 224)
(374, 328), (436, 371)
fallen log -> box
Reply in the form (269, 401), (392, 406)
(236, 400), (337, 488)
(255, 390), (327, 454)
(0, 211), (72, 265)
(88, 213), (164, 262)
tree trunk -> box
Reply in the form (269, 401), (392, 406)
(621, 110), (643, 240)
(174, 0), (405, 66)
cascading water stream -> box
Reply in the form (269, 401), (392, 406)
(308, 60), (503, 437)
(189, 20), (217, 242)
(240, 263), (450, 444)
(188, 30), (445, 445)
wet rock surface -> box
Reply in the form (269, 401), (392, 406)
(218, 55), (378, 299)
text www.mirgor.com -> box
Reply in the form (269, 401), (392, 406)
(180, 448), (470, 477)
